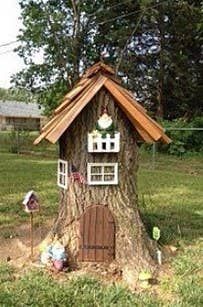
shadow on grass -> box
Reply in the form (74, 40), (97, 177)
(141, 207), (203, 245)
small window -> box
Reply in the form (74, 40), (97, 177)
(102, 142), (106, 150)
(57, 159), (68, 189)
(87, 163), (118, 185)
(88, 132), (120, 153)
(110, 142), (115, 150)
(93, 142), (98, 150)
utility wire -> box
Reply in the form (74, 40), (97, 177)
(0, 40), (18, 48)
(87, 0), (134, 17)
(0, 49), (14, 56)
(98, 1), (168, 25)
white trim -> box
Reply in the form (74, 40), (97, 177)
(87, 163), (118, 185)
(88, 132), (120, 153)
(57, 159), (68, 189)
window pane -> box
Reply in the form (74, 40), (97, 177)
(102, 142), (106, 150)
(91, 166), (101, 174)
(59, 162), (63, 173)
(110, 142), (115, 149)
(104, 174), (114, 181)
(59, 174), (63, 184)
(104, 165), (114, 173)
(91, 174), (102, 181)
(93, 142), (98, 150)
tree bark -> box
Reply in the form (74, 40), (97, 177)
(50, 88), (157, 287)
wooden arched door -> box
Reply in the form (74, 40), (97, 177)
(78, 205), (115, 262)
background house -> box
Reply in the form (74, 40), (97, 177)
(0, 100), (46, 131)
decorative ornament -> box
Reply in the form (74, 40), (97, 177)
(97, 106), (113, 130)
(22, 190), (39, 213)
(152, 226), (161, 241)
(91, 129), (101, 139)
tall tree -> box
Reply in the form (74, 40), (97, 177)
(13, 0), (202, 118)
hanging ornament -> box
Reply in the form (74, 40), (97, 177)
(97, 106), (114, 131)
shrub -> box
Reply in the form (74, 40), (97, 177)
(160, 117), (203, 155)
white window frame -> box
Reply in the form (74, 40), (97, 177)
(87, 163), (118, 185)
(57, 159), (68, 189)
(88, 132), (120, 153)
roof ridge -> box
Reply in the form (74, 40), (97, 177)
(34, 62), (171, 145)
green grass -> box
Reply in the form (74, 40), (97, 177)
(0, 131), (58, 156)
(0, 268), (162, 307)
(138, 152), (203, 245)
(0, 153), (58, 233)
(0, 150), (202, 305)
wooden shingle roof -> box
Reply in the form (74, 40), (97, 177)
(34, 62), (171, 145)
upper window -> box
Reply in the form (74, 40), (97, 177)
(57, 159), (68, 189)
(88, 132), (120, 153)
(87, 163), (118, 185)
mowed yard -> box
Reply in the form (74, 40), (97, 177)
(0, 150), (202, 306)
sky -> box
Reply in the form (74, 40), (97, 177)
(0, 1), (24, 88)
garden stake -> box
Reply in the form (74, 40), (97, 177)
(30, 212), (34, 260)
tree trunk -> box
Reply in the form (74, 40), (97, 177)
(50, 88), (157, 287)
(156, 3), (165, 119)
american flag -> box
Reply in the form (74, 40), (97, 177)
(70, 164), (86, 184)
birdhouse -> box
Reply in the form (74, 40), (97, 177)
(34, 62), (171, 285)
(22, 190), (39, 213)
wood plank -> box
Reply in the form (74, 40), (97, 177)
(54, 78), (92, 115)
(34, 76), (99, 144)
(40, 78), (91, 134)
(105, 83), (157, 143)
(116, 85), (171, 143)
(33, 131), (47, 145)
(117, 85), (147, 114)
(135, 124), (155, 143)
(95, 206), (104, 262)
(88, 206), (97, 261)
(103, 206), (115, 262)
(109, 81), (171, 144)
(84, 62), (115, 78)
(46, 75), (107, 143)
(104, 79), (162, 142)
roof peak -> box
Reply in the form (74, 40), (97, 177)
(34, 62), (171, 145)
(83, 62), (115, 78)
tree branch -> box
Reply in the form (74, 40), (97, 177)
(115, 11), (145, 76)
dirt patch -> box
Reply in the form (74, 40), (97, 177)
(0, 219), (53, 262)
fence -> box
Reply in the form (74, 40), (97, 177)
(0, 127), (202, 161)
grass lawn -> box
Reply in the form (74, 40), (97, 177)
(0, 151), (202, 306)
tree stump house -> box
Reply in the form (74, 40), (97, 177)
(34, 62), (171, 285)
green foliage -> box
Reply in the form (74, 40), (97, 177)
(8, 130), (30, 154)
(0, 87), (35, 102)
(160, 117), (203, 155)
(13, 0), (202, 117)
(0, 131), (58, 156)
